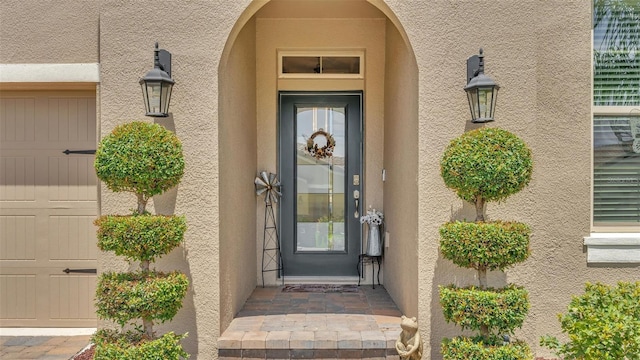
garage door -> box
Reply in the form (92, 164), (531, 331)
(0, 91), (98, 327)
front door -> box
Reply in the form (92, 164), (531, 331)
(279, 92), (362, 277)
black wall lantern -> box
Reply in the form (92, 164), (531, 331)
(465, 49), (499, 123)
(140, 42), (174, 117)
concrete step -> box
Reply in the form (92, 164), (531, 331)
(218, 314), (401, 359)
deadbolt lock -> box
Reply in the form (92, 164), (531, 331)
(353, 175), (360, 186)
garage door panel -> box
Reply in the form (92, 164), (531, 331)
(50, 275), (96, 320)
(0, 156), (36, 201)
(47, 98), (96, 143)
(49, 215), (97, 260)
(0, 215), (36, 260)
(48, 156), (97, 202)
(0, 97), (36, 143)
(0, 274), (37, 320)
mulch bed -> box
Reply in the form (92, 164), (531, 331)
(282, 284), (359, 293)
(71, 344), (95, 360)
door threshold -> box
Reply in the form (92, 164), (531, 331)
(283, 276), (360, 285)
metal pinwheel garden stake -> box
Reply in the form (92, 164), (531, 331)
(255, 171), (282, 205)
(255, 171), (284, 286)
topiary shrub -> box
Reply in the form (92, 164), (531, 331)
(440, 285), (529, 334)
(93, 329), (188, 360)
(96, 271), (189, 327)
(94, 121), (184, 213)
(440, 221), (530, 272)
(94, 121), (189, 358)
(440, 127), (533, 218)
(442, 336), (533, 360)
(540, 281), (640, 360)
(95, 215), (187, 262)
(439, 127), (533, 360)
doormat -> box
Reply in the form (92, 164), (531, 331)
(282, 284), (359, 293)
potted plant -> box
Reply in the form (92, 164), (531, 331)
(92, 121), (189, 359)
(439, 127), (534, 360)
(360, 207), (384, 256)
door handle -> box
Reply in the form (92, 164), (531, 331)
(354, 190), (360, 218)
(62, 268), (97, 274)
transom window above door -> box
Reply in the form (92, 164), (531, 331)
(278, 50), (364, 79)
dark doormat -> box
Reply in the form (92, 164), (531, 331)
(282, 284), (360, 293)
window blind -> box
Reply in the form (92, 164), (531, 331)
(593, 115), (640, 225)
(593, 2), (640, 107)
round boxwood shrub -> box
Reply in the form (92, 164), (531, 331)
(95, 214), (187, 262)
(439, 221), (531, 271)
(95, 121), (185, 198)
(440, 127), (533, 204)
(440, 284), (529, 334)
(442, 336), (533, 360)
(540, 281), (640, 360)
(93, 329), (189, 360)
(96, 271), (189, 327)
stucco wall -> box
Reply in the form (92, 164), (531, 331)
(382, 19), (419, 317)
(219, 17), (258, 333)
(379, 0), (640, 358)
(255, 14), (387, 284)
(4, 1), (640, 359)
(0, 0), (98, 64)
(98, 1), (253, 358)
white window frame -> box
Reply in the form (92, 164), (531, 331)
(587, 9), (640, 263)
(278, 50), (365, 79)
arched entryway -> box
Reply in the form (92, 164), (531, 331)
(218, 0), (419, 337)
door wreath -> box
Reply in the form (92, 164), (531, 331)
(306, 129), (336, 160)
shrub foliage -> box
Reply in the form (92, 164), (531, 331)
(440, 127), (533, 204)
(439, 221), (530, 271)
(440, 285), (530, 335)
(442, 336), (533, 360)
(95, 214), (187, 262)
(540, 281), (640, 360)
(94, 121), (188, 358)
(96, 271), (189, 327)
(94, 121), (184, 198)
(93, 329), (188, 360)
(439, 127), (533, 360)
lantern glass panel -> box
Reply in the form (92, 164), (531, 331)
(467, 90), (479, 120)
(161, 83), (173, 114)
(478, 87), (492, 119)
(141, 83), (150, 113)
(145, 82), (162, 115)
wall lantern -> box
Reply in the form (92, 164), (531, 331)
(140, 42), (174, 117)
(465, 48), (499, 123)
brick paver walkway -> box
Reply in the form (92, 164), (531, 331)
(218, 285), (404, 359)
(0, 335), (90, 360)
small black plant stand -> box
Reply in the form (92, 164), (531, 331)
(357, 254), (382, 289)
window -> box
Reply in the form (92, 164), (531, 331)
(592, 0), (640, 230)
(278, 51), (364, 79)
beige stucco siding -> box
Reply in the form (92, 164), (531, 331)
(382, 19), (419, 318)
(3, 1), (640, 359)
(0, 1), (98, 64)
(380, 0), (640, 358)
(97, 1), (253, 357)
(219, 16), (258, 333)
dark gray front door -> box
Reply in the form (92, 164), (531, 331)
(279, 92), (362, 276)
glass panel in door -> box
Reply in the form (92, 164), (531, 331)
(296, 106), (345, 252)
